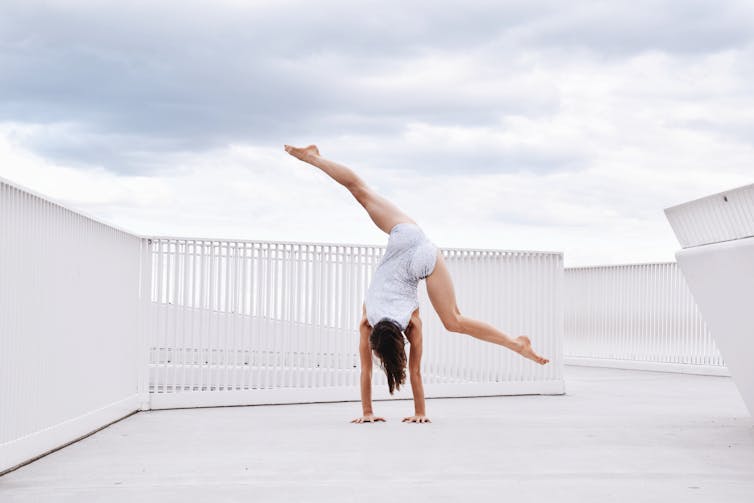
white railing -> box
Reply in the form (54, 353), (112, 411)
(0, 178), (146, 474)
(146, 238), (565, 408)
(10, 172), (741, 470)
(564, 263), (726, 375)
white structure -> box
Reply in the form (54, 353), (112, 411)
(5, 172), (749, 476)
(666, 183), (754, 415)
(0, 177), (564, 474)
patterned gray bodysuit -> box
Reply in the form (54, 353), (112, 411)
(365, 223), (439, 331)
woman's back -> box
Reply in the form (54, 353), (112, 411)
(365, 223), (438, 329)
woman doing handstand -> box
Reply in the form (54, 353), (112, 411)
(284, 145), (549, 424)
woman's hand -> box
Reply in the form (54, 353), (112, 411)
(351, 414), (386, 424)
(402, 415), (431, 423)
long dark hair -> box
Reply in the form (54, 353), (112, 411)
(369, 319), (407, 394)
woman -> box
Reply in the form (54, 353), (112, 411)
(284, 144), (549, 424)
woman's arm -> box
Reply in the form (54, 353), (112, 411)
(403, 310), (430, 423)
(351, 306), (385, 423)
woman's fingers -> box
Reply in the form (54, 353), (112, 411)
(402, 415), (431, 423)
(353, 415), (432, 423)
(351, 415), (386, 423)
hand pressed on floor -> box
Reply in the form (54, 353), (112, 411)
(351, 414), (386, 424)
(402, 415), (431, 423)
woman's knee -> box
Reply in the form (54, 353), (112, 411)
(347, 183), (370, 203)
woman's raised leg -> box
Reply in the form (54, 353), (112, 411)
(425, 252), (549, 365)
(284, 144), (414, 234)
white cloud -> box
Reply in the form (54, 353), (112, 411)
(1, 1), (753, 267)
(2, 121), (749, 267)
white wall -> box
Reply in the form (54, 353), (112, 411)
(667, 182), (754, 416)
(676, 237), (754, 415)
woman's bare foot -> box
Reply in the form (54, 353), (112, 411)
(284, 144), (320, 162)
(514, 336), (549, 365)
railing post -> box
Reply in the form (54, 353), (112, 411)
(137, 238), (153, 410)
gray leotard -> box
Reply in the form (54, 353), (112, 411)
(365, 223), (439, 331)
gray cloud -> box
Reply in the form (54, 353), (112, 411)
(1, 0), (753, 174)
(520, 0), (754, 56)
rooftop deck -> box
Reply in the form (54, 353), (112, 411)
(1, 366), (752, 502)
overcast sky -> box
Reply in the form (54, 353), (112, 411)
(1, 0), (753, 265)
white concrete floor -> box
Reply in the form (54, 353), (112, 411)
(1, 366), (752, 503)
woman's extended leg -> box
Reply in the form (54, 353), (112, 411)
(425, 252), (549, 365)
(284, 144), (414, 234)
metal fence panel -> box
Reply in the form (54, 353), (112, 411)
(564, 263), (725, 373)
(0, 178), (143, 474)
(146, 238), (565, 408)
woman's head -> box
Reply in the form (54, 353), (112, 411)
(369, 318), (407, 395)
